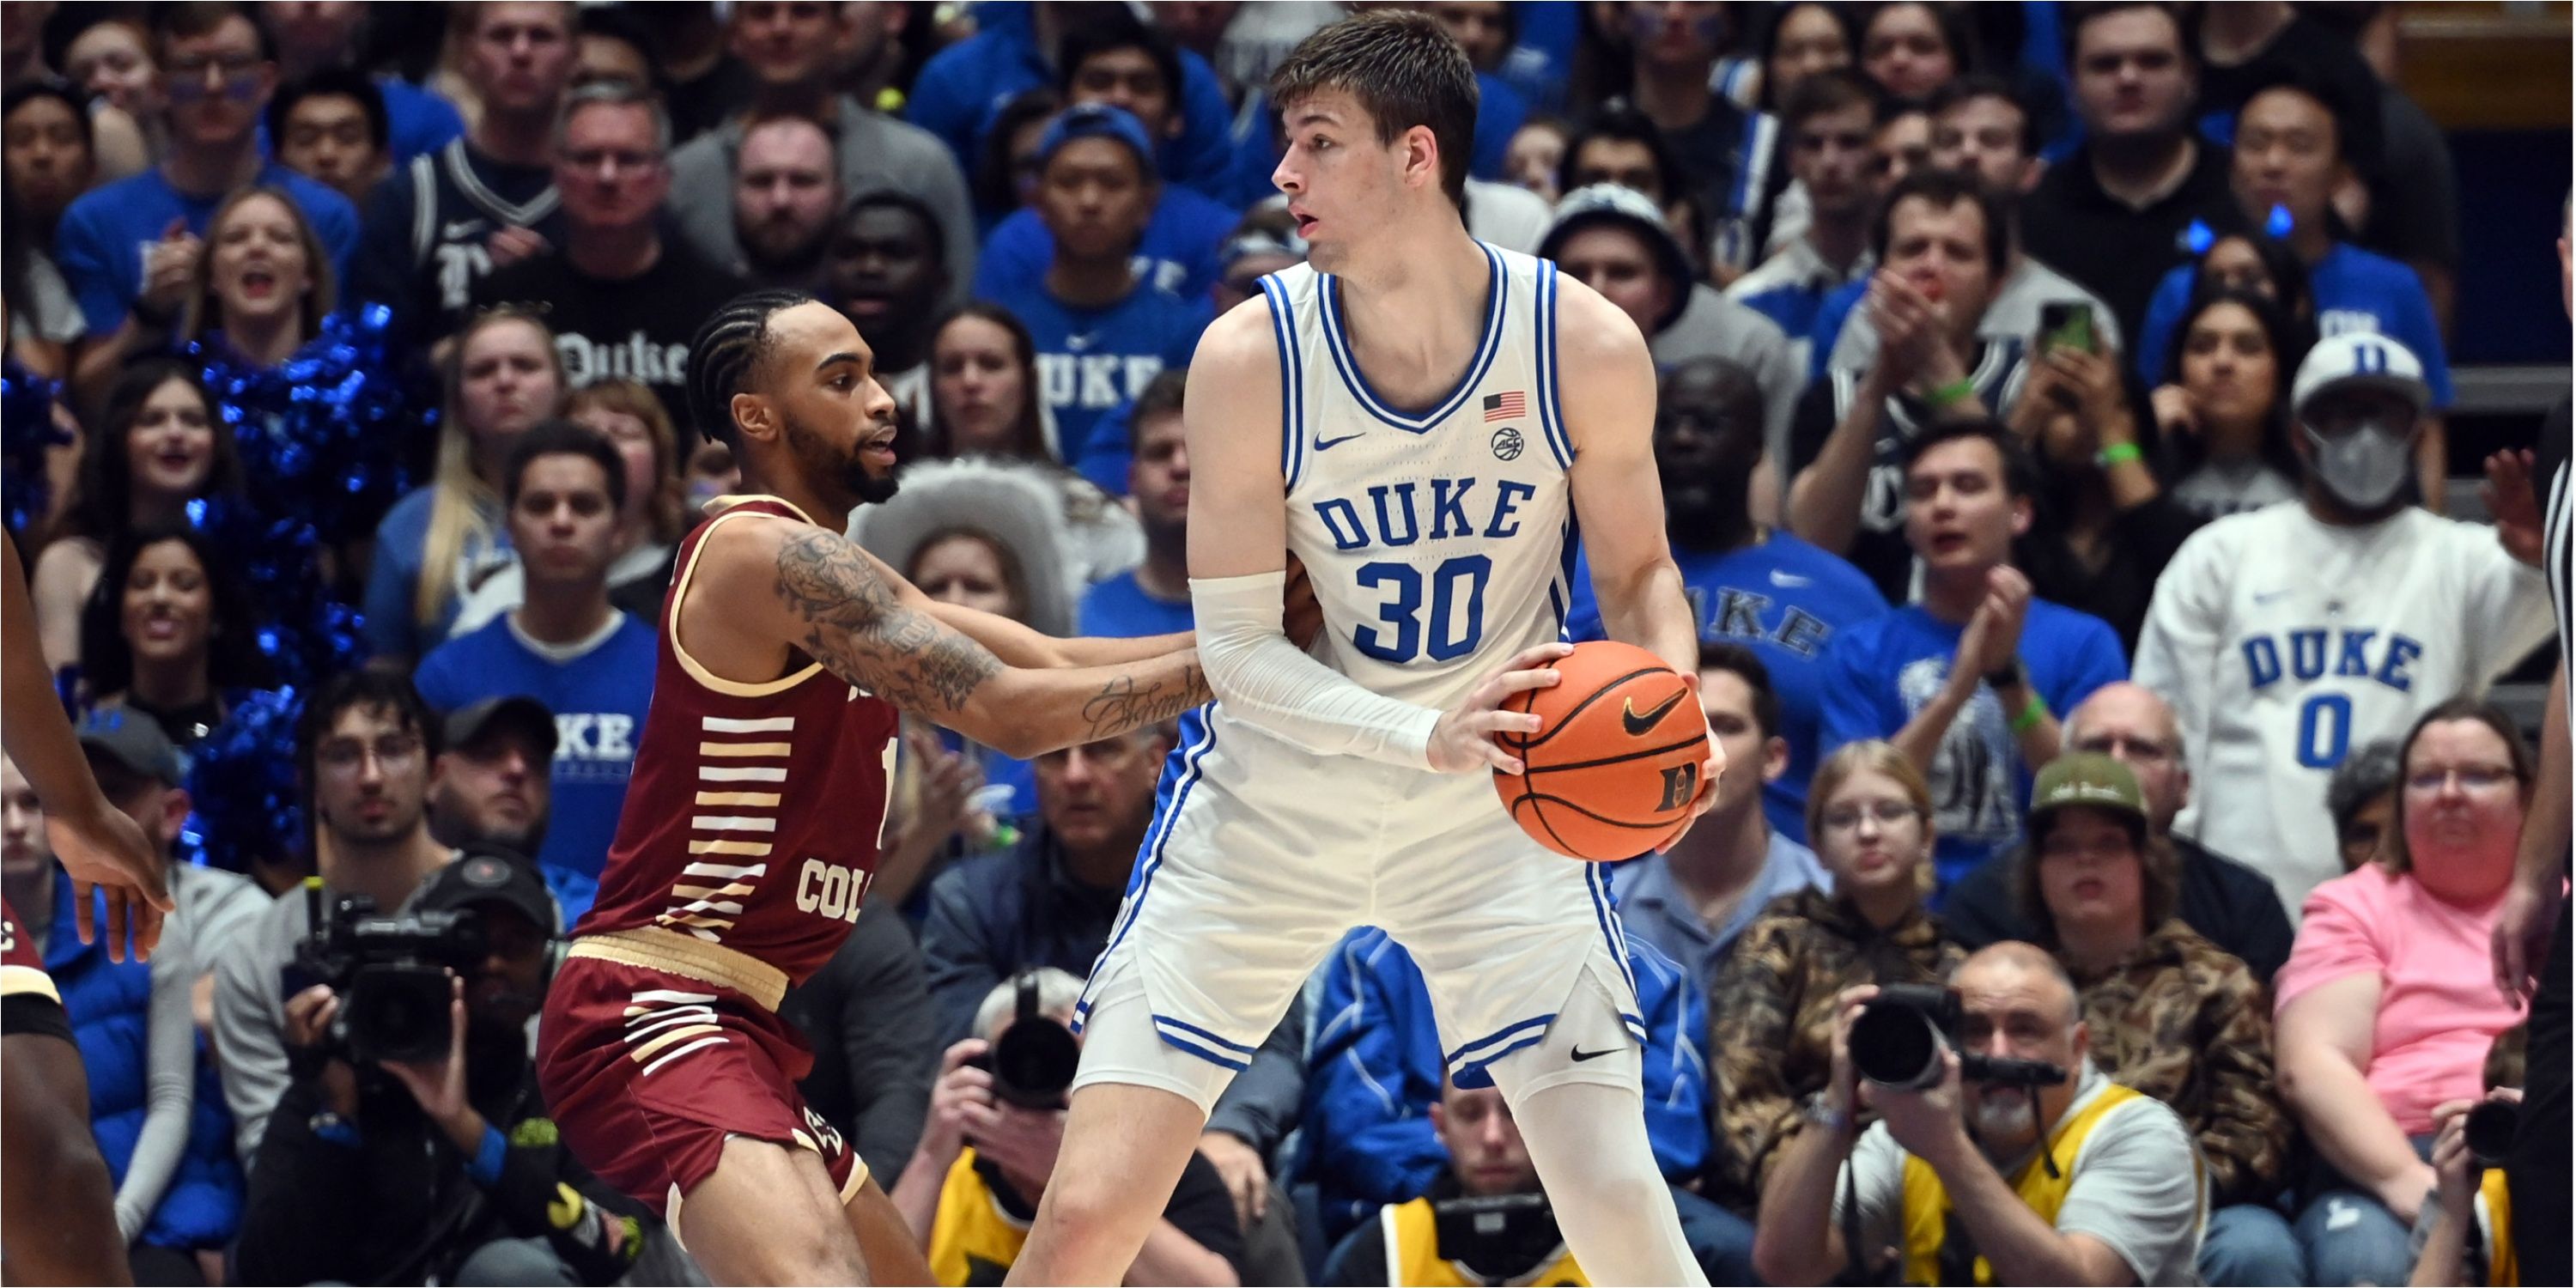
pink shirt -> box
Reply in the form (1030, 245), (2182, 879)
(2274, 866), (2524, 1135)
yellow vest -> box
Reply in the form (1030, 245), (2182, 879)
(2480, 1169), (2518, 1287)
(926, 1150), (1030, 1287)
(1382, 1197), (1589, 1287)
(1899, 1083), (2159, 1286)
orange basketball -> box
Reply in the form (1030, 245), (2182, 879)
(1492, 641), (1709, 861)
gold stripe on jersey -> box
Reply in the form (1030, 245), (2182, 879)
(1, 963), (59, 1003)
(573, 927), (787, 1010)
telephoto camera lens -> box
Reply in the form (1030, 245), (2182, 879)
(1849, 999), (1946, 1090)
(2464, 1101), (2520, 1167)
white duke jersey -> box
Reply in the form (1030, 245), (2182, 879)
(2135, 502), (2551, 916)
(1255, 243), (1577, 714)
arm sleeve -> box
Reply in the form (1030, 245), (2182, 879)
(2131, 533), (2223, 779)
(1192, 571), (1443, 769)
(836, 910), (938, 1181)
(114, 935), (199, 1241)
(2195, 958), (2293, 1204)
(52, 198), (134, 336)
(1633, 941), (1711, 1180)
(1707, 920), (1807, 1205)
(1207, 1005), (1306, 1158)
(2047, 1099), (2206, 1286)
(915, 868), (1006, 1051)
(1160, 1152), (1250, 1273)
(1305, 939), (1447, 1210)
(210, 926), (289, 1164)
(232, 1075), (367, 1286)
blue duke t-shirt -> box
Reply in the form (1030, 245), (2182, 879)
(412, 612), (659, 879)
(1818, 599), (2126, 892)
(975, 185), (1242, 307)
(1567, 533), (1887, 844)
(54, 164), (360, 334)
(981, 277), (1210, 483)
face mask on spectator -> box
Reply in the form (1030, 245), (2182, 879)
(2301, 418), (2411, 510)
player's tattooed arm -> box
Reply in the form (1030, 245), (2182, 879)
(769, 528), (1208, 754)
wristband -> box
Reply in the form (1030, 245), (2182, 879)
(2095, 441), (2143, 468)
(1801, 1092), (1854, 1134)
(467, 1122), (508, 1188)
(1984, 659), (2024, 691)
(2010, 693), (2049, 734)
(1927, 378), (1977, 409)
(308, 1111), (361, 1148)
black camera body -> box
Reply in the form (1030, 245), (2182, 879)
(965, 972), (1080, 1109)
(1849, 984), (2068, 1091)
(296, 892), (488, 1065)
(1431, 1193), (1564, 1284)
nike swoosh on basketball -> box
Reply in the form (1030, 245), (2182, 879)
(1571, 1046), (1615, 1062)
(1770, 569), (1813, 587)
(1315, 432), (1364, 452)
(1622, 690), (1687, 736)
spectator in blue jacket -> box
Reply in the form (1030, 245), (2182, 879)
(975, 12), (1242, 307)
(1300, 927), (1756, 1280)
(908, 2), (1236, 200)
(54, 3), (358, 339)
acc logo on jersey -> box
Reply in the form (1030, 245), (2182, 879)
(1491, 426), (1525, 460)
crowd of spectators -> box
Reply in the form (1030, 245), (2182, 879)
(0, 2), (2561, 1285)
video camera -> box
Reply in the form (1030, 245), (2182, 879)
(1431, 1194), (1565, 1285)
(964, 971), (1080, 1109)
(1847, 984), (2069, 1091)
(293, 889), (488, 1064)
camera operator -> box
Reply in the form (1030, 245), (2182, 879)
(1752, 942), (2204, 1286)
(2411, 1030), (2525, 1288)
(890, 968), (1244, 1286)
(234, 854), (643, 1286)
(1321, 1075), (1589, 1287)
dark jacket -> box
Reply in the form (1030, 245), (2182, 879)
(234, 1029), (642, 1286)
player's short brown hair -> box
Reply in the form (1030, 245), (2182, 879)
(1270, 10), (1477, 210)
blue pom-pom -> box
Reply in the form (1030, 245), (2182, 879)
(1, 360), (70, 538)
(177, 686), (307, 876)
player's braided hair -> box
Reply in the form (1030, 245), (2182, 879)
(686, 289), (816, 450)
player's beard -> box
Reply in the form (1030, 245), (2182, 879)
(783, 405), (899, 507)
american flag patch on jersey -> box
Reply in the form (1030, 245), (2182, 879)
(1483, 391), (1526, 422)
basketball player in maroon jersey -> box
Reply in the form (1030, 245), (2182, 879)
(535, 289), (1210, 1285)
(3, 528), (165, 1284)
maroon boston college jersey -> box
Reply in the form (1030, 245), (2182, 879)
(1, 896), (56, 1005)
(572, 495), (899, 987)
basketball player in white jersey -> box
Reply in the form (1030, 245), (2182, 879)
(1006, 14), (1719, 1285)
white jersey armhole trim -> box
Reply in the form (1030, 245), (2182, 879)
(668, 498), (825, 697)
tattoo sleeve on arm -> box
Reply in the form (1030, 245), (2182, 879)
(1080, 668), (1206, 742)
(774, 528), (1004, 714)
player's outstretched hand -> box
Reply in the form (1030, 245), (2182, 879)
(48, 801), (167, 963)
(2482, 448), (2544, 567)
(1426, 642), (1573, 774)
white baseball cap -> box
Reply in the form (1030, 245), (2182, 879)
(2292, 331), (2429, 420)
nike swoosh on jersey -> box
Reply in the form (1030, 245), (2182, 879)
(1622, 690), (1687, 735)
(1770, 569), (1813, 587)
(1314, 432), (1364, 452)
(443, 219), (489, 240)
(1066, 333), (1094, 352)
(2253, 589), (2294, 605)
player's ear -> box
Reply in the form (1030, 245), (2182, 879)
(1404, 123), (1440, 190)
(730, 391), (775, 445)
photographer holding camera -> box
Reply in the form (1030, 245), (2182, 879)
(1319, 1075), (1590, 1287)
(1751, 943), (2204, 1286)
(2411, 1030), (2526, 1288)
(234, 854), (643, 1286)
(890, 968), (1244, 1286)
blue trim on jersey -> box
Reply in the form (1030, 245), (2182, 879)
(1555, 514), (1580, 641)
(1260, 274), (1306, 489)
(1534, 262), (1574, 468)
(1447, 1013), (1557, 1069)
(1073, 705), (1219, 1028)
(1155, 1014), (1259, 1054)
(1454, 1033), (1548, 1084)
(1588, 862), (1639, 1000)
(1315, 242), (1507, 433)
(1152, 1017), (1255, 1071)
